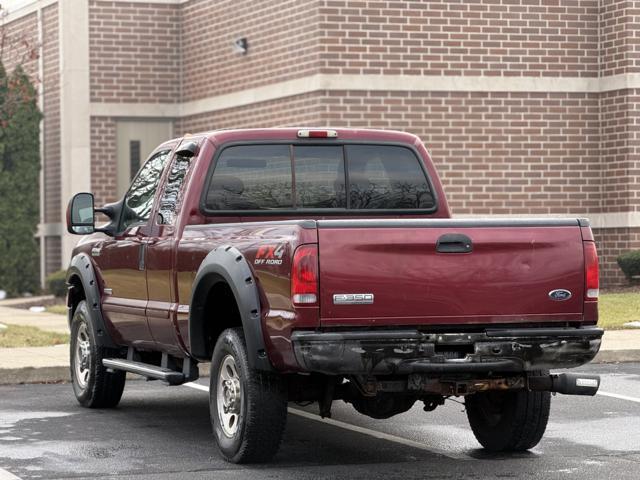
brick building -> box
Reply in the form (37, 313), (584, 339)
(2, 0), (639, 285)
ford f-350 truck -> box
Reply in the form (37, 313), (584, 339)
(65, 128), (603, 463)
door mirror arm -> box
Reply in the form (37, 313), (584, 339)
(94, 199), (124, 237)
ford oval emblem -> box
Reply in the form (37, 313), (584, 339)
(549, 289), (572, 301)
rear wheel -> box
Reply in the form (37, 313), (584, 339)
(70, 300), (126, 408)
(209, 328), (287, 463)
(465, 387), (550, 452)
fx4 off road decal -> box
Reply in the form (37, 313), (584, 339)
(254, 244), (286, 265)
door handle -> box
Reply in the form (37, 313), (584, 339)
(436, 233), (473, 253)
(138, 242), (146, 270)
(138, 238), (160, 270)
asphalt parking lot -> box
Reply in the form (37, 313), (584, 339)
(1, 363), (639, 480)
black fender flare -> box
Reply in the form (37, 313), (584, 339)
(189, 245), (272, 371)
(66, 253), (118, 349)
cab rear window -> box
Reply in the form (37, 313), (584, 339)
(203, 144), (435, 213)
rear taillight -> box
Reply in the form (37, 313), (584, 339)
(291, 245), (318, 305)
(584, 241), (599, 299)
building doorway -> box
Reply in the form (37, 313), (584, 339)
(116, 120), (173, 197)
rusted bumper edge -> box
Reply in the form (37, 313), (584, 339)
(290, 327), (603, 375)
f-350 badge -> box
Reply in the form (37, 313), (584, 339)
(333, 293), (374, 305)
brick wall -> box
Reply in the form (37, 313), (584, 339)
(180, 0), (320, 102)
(318, 0), (599, 77)
(176, 92), (325, 133)
(42, 3), (61, 226)
(599, 0), (640, 76)
(1, 11), (38, 78)
(600, 89), (640, 213)
(90, 117), (117, 206)
(44, 236), (61, 277)
(89, 0), (181, 103)
(594, 227), (640, 285)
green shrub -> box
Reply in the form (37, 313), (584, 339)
(0, 64), (42, 297)
(46, 270), (67, 298)
(617, 250), (640, 282)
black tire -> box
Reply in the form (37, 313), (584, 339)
(70, 300), (125, 408)
(209, 328), (287, 463)
(465, 387), (551, 452)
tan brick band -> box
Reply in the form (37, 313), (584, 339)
(89, 72), (640, 119)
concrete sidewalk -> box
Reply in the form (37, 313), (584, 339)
(595, 329), (640, 363)
(0, 303), (70, 383)
(0, 302), (639, 384)
(0, 304), (69, 334)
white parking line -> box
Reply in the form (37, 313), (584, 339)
(183, 381), (209, 392)
(597, 390), (640, 404)
(286, 407), (468, 460)
(182, 382), (466, 460)
(0, 467), (22, 480)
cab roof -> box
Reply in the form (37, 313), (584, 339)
(169, 128), (421, 147)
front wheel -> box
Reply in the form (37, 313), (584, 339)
(70, 300), (126, 408)
(465, 388), (550, 452)
(209, 328), (287, 463)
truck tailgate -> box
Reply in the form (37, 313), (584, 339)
(317, 219), (585, 327)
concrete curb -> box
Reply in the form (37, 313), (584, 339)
(0, 295), (55, 307)
(0, 366), (69, 385)
(0, 353), (636, 385)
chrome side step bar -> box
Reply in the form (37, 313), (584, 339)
(103, 358), (186, 385)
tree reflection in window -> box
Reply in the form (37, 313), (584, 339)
(294, 146), (346, 208)
(121, 150), (170, 230)
(204, 144), (434, 212)
(346, 145), (434, 209)
(158, 155), (192, 225)
(206, 145), (292, 210)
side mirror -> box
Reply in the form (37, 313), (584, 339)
(67, 192), (95, 235)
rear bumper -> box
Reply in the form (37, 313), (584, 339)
(291, 327), (603, 375)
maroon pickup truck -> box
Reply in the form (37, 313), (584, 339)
(65, 128), (603, 463)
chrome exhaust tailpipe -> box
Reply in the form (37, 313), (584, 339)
(528, 373), (600, 396)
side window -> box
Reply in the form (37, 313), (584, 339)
(157, 154), (193, 225)
(121, 149), (170, 230)
(205, 145), (292, 210)
(294, 146), (346, 208)
(346, 145), (434, 210)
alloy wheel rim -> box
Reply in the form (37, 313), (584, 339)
(217, 355), (242, 437)
(74, 323), (91, 389)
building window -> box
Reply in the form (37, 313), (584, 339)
(129, 140), (141, 180)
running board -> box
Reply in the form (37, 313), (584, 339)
(103, 358), (186, 385)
